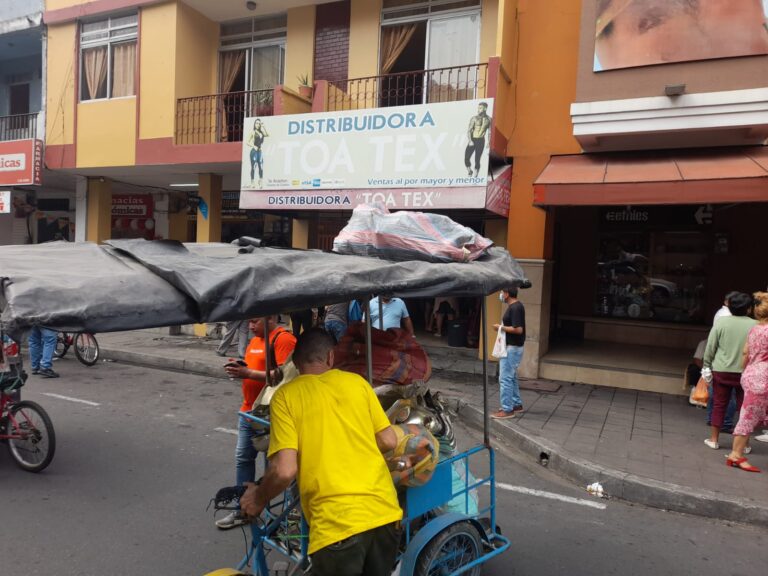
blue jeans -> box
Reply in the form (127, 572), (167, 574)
(499, 345), (524, 412)
(324, 320), (347, 343)
(707, 384), (737, 430)
(235, 415), (259, 488)
(28, 327), (57, 370)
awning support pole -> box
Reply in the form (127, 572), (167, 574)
(481, 296), (490, 447)
(264, 317), (271, 385)
(364, 297), (374, 385)
(378, 296), (384, 330)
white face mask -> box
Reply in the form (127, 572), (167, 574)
(499, 292), (505, 302)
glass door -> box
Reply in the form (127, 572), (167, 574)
(248, 44), (284, 116)
(425, 13), (480, 102)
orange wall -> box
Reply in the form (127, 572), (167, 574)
(506, 0), (582, 259)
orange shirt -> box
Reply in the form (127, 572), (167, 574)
(241, 327), (297, 412)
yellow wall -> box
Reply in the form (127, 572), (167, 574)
(77, 99), (137, 167)
(46, 22), (77, 146)
(139, 2), (178, 140)
(286, 5), (316, 92)
(45, 0), (89, 10)
(86, 177), (112, 244)
(349, 0), (382, 78)
(506, 0), (581, 259)
(175, 2), (218, 99)
(480, 0), (499, 63)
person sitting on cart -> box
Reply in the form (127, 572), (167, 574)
(216, 316), (296, 530)
(241, 328), (402, 576)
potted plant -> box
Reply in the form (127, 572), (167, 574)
(297, 73), (313, 100)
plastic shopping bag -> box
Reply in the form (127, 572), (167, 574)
(689, 377), (709, 407)
(492, 326), (507, 359)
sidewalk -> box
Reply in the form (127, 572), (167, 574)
(97, 330), (768, 528)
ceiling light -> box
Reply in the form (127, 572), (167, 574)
(169, 183), (198, 187)
(246, 1), (257, 10)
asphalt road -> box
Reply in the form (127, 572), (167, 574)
(1, 359), (765, 576)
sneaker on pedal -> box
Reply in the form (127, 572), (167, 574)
(215, 511), (249, 530)
(39, 368), (59, 378)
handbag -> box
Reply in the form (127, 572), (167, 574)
(492, 326), (507, 359)
(689, 376), (709, 407)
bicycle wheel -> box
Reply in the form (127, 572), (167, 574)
(7, 400), (56, 472)
(54, 333), (69, 359)
(74, 333), (99, 366)
(415, 521), (483, 576)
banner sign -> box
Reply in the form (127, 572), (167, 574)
(240, 186), (488, 211)
(240, 99), (494, 195)
(0, 140), (42, 186)
(111, 194), (155, 240)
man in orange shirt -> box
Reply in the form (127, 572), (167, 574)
(216, 316), (296, 530)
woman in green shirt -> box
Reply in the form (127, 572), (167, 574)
(703, 292), (757, 450)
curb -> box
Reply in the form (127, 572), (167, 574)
(102, 348), (228, 380)
(453, 399), (768, 529)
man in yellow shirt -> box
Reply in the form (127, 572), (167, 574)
(241, 329), (402, 576)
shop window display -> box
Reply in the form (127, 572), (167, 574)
(596, 231), (707, 324)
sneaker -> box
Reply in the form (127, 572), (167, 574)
(512, 405), (524, 414)
(704, 439), (719, 450)
(31, 367), (39, 375)
(215, 510), (249, 530)
(754, 432), (768, 443)
(491, 410), (515, 420)
(39, 368), (59, 379)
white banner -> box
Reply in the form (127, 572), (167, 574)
(0, 190), (10, 213)
(240, 99), (494, 192)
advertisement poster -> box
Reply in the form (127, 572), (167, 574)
(240, 99), (494, 195)
(111, 194), (155, 240)
(594, 0), (768, 71)
(0, 190), (9, 213)
(0, 140), (42, 186)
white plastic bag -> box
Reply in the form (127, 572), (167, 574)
(492, 326), (507, 359)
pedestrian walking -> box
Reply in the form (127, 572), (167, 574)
(492, 286), (525, 419)
(707, 292), (740, 431)
(28, 326), (59, 378)
(216, 320), (251, 358)
(216, 316), (296, 530)
(703, 292), (756, 450)
(726, 292), (768, 472)
(323, 302), (348, 343)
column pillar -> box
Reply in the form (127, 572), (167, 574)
(196, 173), (222, 243)
(168, 196), (189, 242)
(479, 219), (508, 363)
(86, 177), (112, 244)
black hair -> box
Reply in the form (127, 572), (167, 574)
(724, 291), (740, 304)
(478, 102), (488, 108)
(293, 328), (335, 367)
(727, 292), (752, 317)
(505, 286), (519, 298)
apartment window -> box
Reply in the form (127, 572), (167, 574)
(219, 15), (287, 94)
(80, 14), (138, 101)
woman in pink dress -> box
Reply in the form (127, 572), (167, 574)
(727, 292), (768, 473)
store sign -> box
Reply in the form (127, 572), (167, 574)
(240, 187), (488, 211)
(601, 205), (714, 227)
(240, 99), (494, 195)
(485, 165), (511, 217)
(111, 195), (155, 240)
(0, 140), (42, 186)
(0, 190), (10, 213)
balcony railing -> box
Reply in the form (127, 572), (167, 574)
(0, 113), (38, 141)
(326, 63), (488, 112)
(175, 89), (274, 145)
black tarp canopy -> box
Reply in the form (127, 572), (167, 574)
(0, 239), (527, 339)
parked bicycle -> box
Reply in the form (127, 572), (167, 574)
(0, 334), (56, 472)
(54, 332), (100, 366)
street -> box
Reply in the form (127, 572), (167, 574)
(1, 359), (765, 576)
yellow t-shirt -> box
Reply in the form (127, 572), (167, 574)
(268, 369), (403, 554)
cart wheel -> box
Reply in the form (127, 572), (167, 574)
(74, 333), (100, 366)
(415, 521), (483, 576)
(6, 400), (56, 472)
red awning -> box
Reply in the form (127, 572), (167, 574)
(534, 146), (768, 206)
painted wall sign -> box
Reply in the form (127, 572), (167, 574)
(240, 99), (494, 194)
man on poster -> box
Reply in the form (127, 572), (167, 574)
(464, 102), (491, 178)
(247, 118), (269, 188)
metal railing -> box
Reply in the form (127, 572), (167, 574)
(327, 63), (488, 112)
(175, 89), (274, 145)
(0, 113), (38, 141)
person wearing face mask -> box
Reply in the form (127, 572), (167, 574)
(492, 286), (526, 419)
